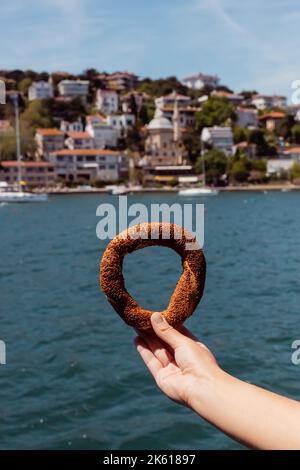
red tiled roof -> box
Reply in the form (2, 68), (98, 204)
(283, 146), (300, 154)
(67, 131), (91, 139)
(259, 112), (285, 120)
(36, 128), (65, 136)
(50, 149), (121, 156)
(1, 161), (54, 167)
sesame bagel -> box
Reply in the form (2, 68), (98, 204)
(100, 222), (206, 330)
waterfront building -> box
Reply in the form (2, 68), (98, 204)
(48, 149), (128, 183)
(251, 94), (287, 110)
(35, 128), (65, 159)
(57, 80), (89, 102)
(85, 115), (118, 148)
(144, 106), (184, 166)
(182, 72), (219, 90)
(236, 107), (258, 128)
(0, 161), (56, 187)
(201, 126), (234, 155)
(28, 81), (53, 101)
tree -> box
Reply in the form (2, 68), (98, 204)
(195, 96), (236, 131)
(0, 130), (16, 161)
(233, 125), (249, 143)
(137, 76), (188, 97)
(195, 149), (227, 185)
(230, 158), (250, 183)
(18, 77), (32, 94)
(291, 124), (300, 144)
(182, 127), (201, 163)
(21, 99), (53, 129)
(248, 129), (276, 156)
(291, 162), (300, 180)
(138, 104), (149, 126)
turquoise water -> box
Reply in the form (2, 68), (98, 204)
(1, 191), (300, 450)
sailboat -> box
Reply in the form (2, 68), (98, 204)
(0, 93), (48, 203)
(178, 152), (218, 197)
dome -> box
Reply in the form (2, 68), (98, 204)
(148, 108), (173, 130)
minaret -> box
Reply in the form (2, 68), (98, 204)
(173, 95), (182, 164)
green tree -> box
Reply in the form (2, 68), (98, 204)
(291, 124), (300, 144)
(230, 158), (250, 183)
(233, 125), (249, 143)
(18, 77), (32, 94)
(182, 127), (201, 163)
(0, 130), (16, 161)
(138, 104), (149, 125)
(291, 162), (300, 180)
(195, 149), (227, 185)
(195, 96), (236, 131)
(248, 129), (277, 156)
(21, 99), (53, 129)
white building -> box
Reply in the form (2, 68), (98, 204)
(212, 90), (244, 106)
(182, 73), (219, 90)
(96, 89), (118, 115)
(65, 131), (94, 150)
(236, 107), (258, 128)
(201, 126), (233, 155)
(85, 115), (118, 148)
(106, 113), (135, 138)
(155, 91), (191, 109)
(28, 81), (54, 101)
(60, 119), (84, 133)
(48, 149), (128, 183)
(251, 94), (287, 110)
(58, 80), (89, 102)
(267, 159), (294, 177)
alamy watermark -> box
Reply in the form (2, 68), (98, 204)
(0, 80), (6, 104)
(96, 196), (205, 250)
(0, 340), (6, 365)
(291, 340), (300, 365)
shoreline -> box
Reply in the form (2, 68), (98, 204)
(33, 183), (300, 195)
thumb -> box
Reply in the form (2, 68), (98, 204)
(151, 312), (187, 350)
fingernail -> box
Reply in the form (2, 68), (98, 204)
(152, 312), (164, 324)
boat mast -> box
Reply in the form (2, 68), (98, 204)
(200, 138), (206, 187)
(11, 93), (22, 187)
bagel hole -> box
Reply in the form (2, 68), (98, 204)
(123, 246), (182, 312)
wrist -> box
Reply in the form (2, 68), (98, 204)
(188, 364), (228, 414)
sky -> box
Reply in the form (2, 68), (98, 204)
(0, 0), (300, 98)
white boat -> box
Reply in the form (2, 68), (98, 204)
(178, 187), (219, 196)
(179, 146), (218, 197)
(0, 93), (48, 203)
(0, 182), (48, 203)
(110, 185), (129, 195)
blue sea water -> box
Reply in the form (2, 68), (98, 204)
(0, 191), (300, 450)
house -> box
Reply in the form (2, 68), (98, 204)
(28, 81), (53, 101)
(158, 106), (196, 128)
(282, 146), (300, 160)
(267, 159), (294, 177)
(121, 91), (151, 113)
(35, 128), (65, 159)
(212, 90), (244, 106)
(251, 94), (287, 110)
(57, 80), (89, 102)
(182, 73), (219, 90)
(259, 112), (285, 131)
(96, 89), (118, 115)
(155, 91), (192, 109)
(48, 149), (128, 183)
(85, 115), (118, 148)
(0, 161), (56, 187)
(106, 113), (135, 138)
(97, 71), (138, 91)
(201, 126), (234, 155)
(65, 131), (94, 150)
(60, 119), (84, 133)
(236, 107), (258, 128)
(144, 108), (184, 166)
(142, 165), (197, 185)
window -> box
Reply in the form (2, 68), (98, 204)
(108, 164), (115, 170)
(99, 165), (106, 170)
(86, 156), (96, 162)
(77, 156), (83, 162)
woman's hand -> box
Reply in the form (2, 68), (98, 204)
(135, 312), (300, 450)
(134, 312), (219, 407)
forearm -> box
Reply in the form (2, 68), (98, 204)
(190, 367), (300, 449)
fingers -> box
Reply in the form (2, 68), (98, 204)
(134, 336), (162, 378)
(151, 312), (190, 350)
(137, 330), (174, 367)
